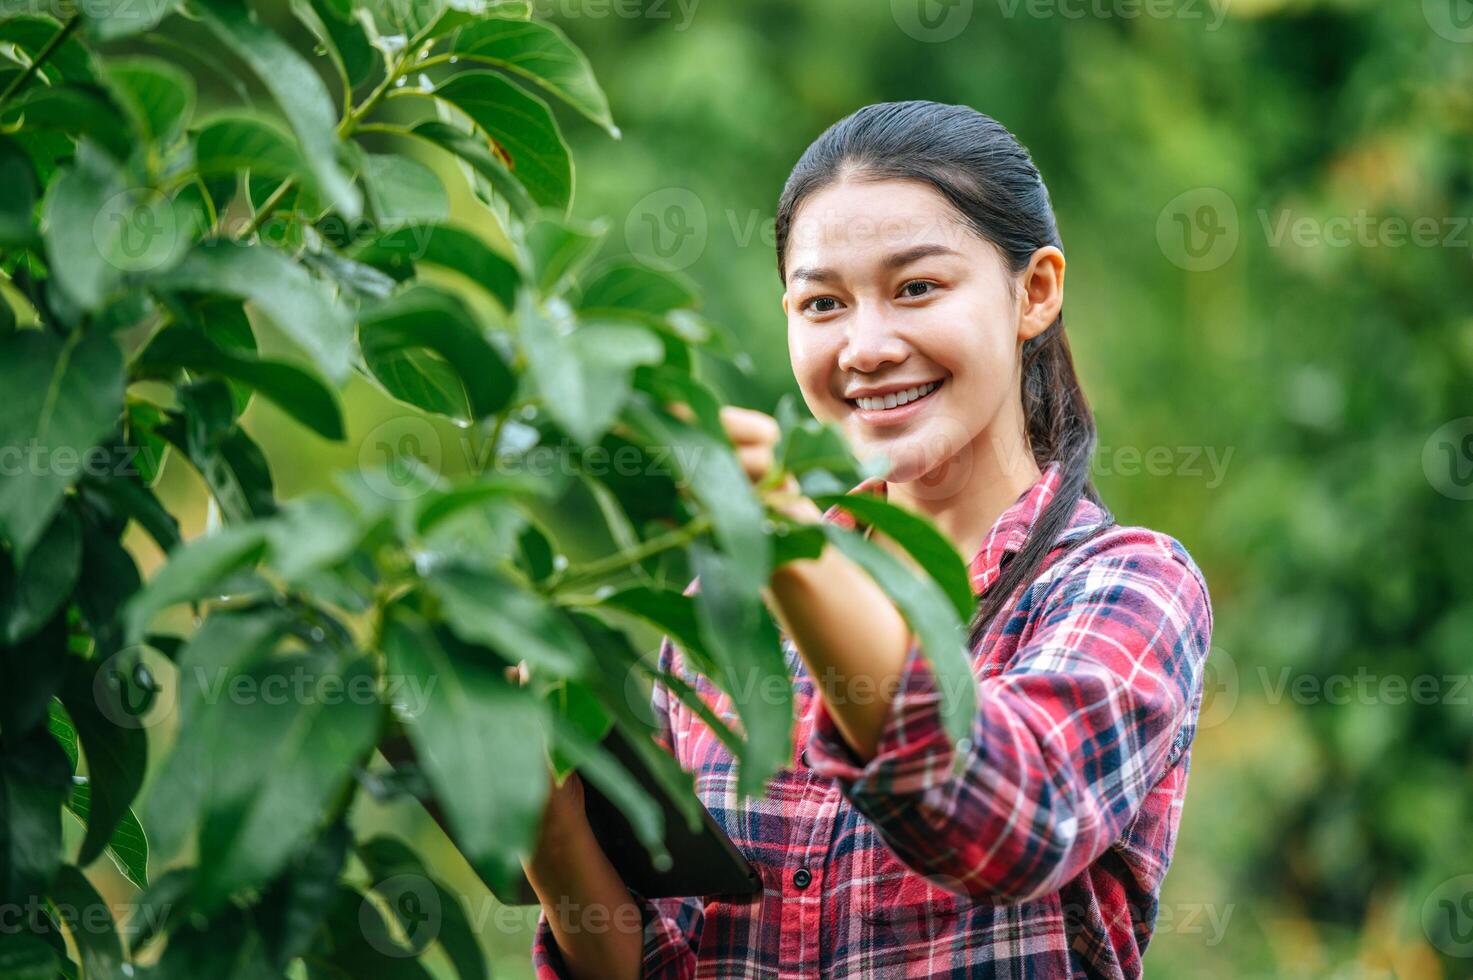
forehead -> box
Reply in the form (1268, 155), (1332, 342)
(784, 177), (979, 273)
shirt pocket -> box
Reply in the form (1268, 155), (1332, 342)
(856, 835), (961, 947)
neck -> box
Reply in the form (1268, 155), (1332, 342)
(884, 424), (1041, 564)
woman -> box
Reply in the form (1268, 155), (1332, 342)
(525, 100), (1214, 979)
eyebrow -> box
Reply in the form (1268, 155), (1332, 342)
(787, 243), (963, 285)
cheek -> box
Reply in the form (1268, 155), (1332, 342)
(788, 328), (839, 418)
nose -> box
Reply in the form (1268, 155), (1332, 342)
(836, 303), (908, 374)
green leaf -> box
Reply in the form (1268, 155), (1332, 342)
(524, 213), (606, 296)
(0, 932), (59, 979)
(431, 71), (571, 212)
(101, 58), (194, 147)
(621, 395), (771, 590)
(383, 612), (549, 895)
(351, 223), (519, 311)
(76, 469), (181, 554)
(40, 142), (123, 311)
(122, 524), (268, 643)
(135, 324), (345, 440)
(261, 493), (362, 584)
(195, 0), (362, 221)
(820, 523), (977, 747)
(361, 153), (449, 230)
(291, 0), (380, 93)
(0, 726), (72, 901)
(518, 292), (664, 446)
(156, 385), (277, 523)
(193, 112), (307, 185)
(357, 837), (488, 980)
(414, 473), (552, 534)
(82, 0), (182, 40)
(449, 16), (616, 136)
(147, 902), (281, 979)
(192, 655), (379, 914)
(310, 885), (433, 978)
(577, 259), (698, 318)
(256, 821), (349, 968)
(428, 565), (593, 677)
(596, 585), (718, 678)
(0, 135), (38, 245)
(1, 506), (80, 645)
(62, 786), (149, 889)
(0, 615), (67, 736)
(57, 657), (149, 868)
(0, 329), (123, 562)
(408, 120), (536, 223)
(358, 285), (515, 421)
(689, 542), (792, 797)
(0, 16), (95, 84)
(152, 241), (355, 383)
(142, 608), (294, 863)
(2, 86), (132, 161)
(813, 493), (975, 622)
(47, 866), (125, 979)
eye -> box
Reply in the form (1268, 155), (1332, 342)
(899, 279), (937, 299)
(800, 295), (842, 315)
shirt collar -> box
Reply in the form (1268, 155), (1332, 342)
(820, 459), (1108, 596)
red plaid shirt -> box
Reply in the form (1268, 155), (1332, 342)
(534, 460), (1214, 978)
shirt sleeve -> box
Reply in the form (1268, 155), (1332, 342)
(531, 634), (705, 978)
(803, 538), (1213, 906)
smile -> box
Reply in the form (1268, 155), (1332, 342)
(849, 380), (942, 412)
(845, 379), (944, 426)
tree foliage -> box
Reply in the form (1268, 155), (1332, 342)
(0, 0), (978, 974)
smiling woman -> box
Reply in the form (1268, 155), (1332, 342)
(529, 100), (1214, 980)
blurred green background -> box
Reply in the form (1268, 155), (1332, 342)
(120, 0), (1473, 975)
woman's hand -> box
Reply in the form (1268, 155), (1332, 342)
(710, 404), (828, 525)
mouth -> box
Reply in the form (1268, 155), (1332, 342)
(845, 379), (944, 425)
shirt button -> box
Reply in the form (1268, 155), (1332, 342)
(800, 748), (811, 768)
(793, 867), (812, 889)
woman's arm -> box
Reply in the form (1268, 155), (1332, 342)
(805, 539), (1213, 904)
(526, 635), (706, 980)
(523, 775), (643, 980)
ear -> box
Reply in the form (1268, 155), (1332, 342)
(781, 290), (791, 317)
(1016, 246), (1065, 343)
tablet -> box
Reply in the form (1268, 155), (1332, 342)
(494, 723), (764, 906)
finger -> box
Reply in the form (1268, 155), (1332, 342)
(720, 405), (781, 446)
(736, 443), (773, 483)
(665, 401), (696, 424)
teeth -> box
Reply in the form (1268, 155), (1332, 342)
(854, 380), (939, 411)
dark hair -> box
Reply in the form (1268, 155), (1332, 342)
(773, 100), (1113, 646)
